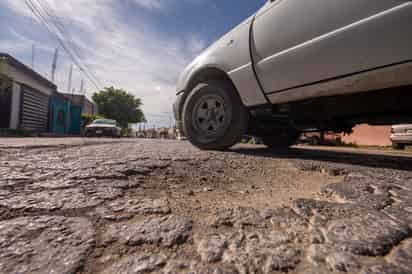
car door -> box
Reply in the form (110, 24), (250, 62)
(251, 0), (412, 98)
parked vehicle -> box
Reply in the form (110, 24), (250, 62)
(391, 124), (412, 150)
(173, 0), (412, 150)
(84, 119), (121, 138)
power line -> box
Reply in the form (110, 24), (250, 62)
(35, 0), (102, 90)
(33, 0), (101, 87)
(31, 0), (102, 89)
(35, 0), (79, 54)
(24, 0), (102, 91)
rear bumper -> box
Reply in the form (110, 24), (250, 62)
(85, 128), (117, 137)
(390, 134), (412, 144)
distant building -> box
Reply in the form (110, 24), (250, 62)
(341, 124), (391, 147)
(304, 125), (392, 147)
(0, 53), (56, 132)
(61, 93), (98, 115)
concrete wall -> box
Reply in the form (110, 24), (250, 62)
(62, 94), (97, 115)
(9, 82), (21, 129)
(83, 100), (97, 115)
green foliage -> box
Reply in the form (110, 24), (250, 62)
(0, 74), (12, 92)
(81, 114), (105, 127)
(0, 57), (7, 75)
(121, 127), (131, 137)
(92, 87), (145, 128)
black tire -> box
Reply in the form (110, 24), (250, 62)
(393, 143), (406, 150)
(262, 131), (300, 149)
(182, 80), (248, 150)
(310, 136), (321, 146)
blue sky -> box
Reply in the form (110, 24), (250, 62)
(0, 0), (266, 127)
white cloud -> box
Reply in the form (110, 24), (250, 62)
(130, 0), (205, 11)
(2, 0), (32, 17)
(0, 0), (207, 127)
(131, 0), (163, 10)
(9, 28), (56, 54)
(0, 39), (30, 54)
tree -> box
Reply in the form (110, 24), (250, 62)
(92, 87), (145, 128)
(0, 57), (12, 90)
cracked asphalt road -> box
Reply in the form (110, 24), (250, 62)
(1, 139), (412, 274)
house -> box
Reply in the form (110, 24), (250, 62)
(0, 53), (83, 135)
(0, 53), (56, 132)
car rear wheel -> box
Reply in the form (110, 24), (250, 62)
(182, 80), (248, 150)
(262, 131), (300, 149)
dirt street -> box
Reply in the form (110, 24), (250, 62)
(0, 139), (412, 274)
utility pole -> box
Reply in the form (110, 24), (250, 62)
(79, 79), (84, 94)
(31, 44), (35, 70)
(67, 64), (73, 93)
(51, 48), (59, 83)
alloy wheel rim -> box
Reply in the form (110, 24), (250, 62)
(192, 94), (228, 136)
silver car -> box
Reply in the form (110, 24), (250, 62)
(173, 0), (412, 150)
(391, 124), (412, 150)
(84, 119), (122, 138)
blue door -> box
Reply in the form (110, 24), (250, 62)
(51, 98), (67, 134)
(69, 106), (81, 135)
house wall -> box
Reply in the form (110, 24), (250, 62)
(9, 82), (21, 129)
(341, 124), (392, 147)
(62, 93), (97, 115)
(83, 100), (97, 115)
(2, 62), (55, 132)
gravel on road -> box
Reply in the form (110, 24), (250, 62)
(0, 139), (411, 274)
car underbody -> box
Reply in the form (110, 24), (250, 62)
(247, 85), (412, 138)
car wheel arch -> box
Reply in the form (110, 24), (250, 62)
(178, 67), (243, 120)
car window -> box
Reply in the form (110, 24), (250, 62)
(94, 119), (116, 125)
